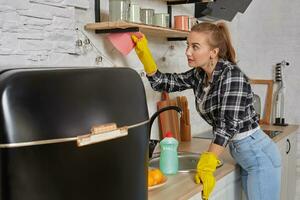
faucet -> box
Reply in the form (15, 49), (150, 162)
(148, 106), (182, 158)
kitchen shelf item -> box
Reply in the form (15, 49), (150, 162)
(174, 15), (189, 31)
(249, 79), (274, 125)
(153, 13), (170, 28)
(109, 0), (129, 21)
(140, 8), (155, 25)
(129, 2), (140, 22)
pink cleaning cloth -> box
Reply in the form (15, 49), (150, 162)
(107, 32), (143, 56)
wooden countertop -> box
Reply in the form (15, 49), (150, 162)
(260, 124), (299, 143)
(148, 125), (299, 200)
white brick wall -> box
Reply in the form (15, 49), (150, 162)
(0, 0), (90, 66)
(0, 0), (299, 197)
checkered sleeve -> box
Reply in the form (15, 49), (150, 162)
(212, 67), (250, 147)
(146, 69), (196, 92)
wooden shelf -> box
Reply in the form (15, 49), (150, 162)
(84, 21), (189, 41)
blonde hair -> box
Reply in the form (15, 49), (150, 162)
(191, 21), (236, 64)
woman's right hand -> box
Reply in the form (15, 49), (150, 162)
(131, 33), (157, 75)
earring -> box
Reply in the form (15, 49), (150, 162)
(210, 58), (214, 68)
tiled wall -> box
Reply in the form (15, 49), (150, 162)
(0, 0), (299, 198)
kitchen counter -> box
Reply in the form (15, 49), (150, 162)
(148, 125), (299, 200)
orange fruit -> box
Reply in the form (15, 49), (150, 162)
(148, 175), (155, 187)
(150, 169), (164, 185)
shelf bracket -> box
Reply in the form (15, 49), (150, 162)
(95, 27), (140, 34)
(167, 37), (187, 41)
(95, 0), (100, 22)
(95, 0), (101, 34)
(167, 5), (172, 28)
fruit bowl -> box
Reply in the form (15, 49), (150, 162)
(148, 168), (168, 191)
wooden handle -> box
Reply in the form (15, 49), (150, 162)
(91, 123), (117, 134)
(157, 94), (181, 141)
(176, 96), (191, 141)
(169, 99), (181, 142)
(157, 100), (172, 139)
(185, 109), (190, 125)
(77, 123), (128, 147)
(180, 122), (191, 142)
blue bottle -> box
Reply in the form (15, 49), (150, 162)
(159, 131), (179, 175)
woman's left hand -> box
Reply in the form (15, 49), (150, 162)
(195, 152), (221, 199)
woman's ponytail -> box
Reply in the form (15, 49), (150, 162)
(216, 22), (236, 64)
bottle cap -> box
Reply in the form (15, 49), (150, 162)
(164, 131), (173, 138)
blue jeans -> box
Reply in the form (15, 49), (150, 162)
(228, 128), (281, 200)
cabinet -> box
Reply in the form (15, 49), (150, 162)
(277, 131), (297, 200)
(209, 169), (242, 200)
(189, 169), (243, 200)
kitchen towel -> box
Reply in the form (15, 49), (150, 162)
(107, 32), (143, 56)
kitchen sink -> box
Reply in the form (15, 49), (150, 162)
(149, 152), (223, 173)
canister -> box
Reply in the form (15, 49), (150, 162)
(140, 8), (154, 25)
(109, 0), (129, 21)
(153, 13), (169, 28)
(188, 16), (199, 30)
(129, 3), (140, 23)
(174, 15), (189, 31)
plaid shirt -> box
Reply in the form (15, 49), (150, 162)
(147, 59), (259, 147)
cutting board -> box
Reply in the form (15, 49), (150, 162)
(157, 92), (181, 141)
(177, 96), (191, 141)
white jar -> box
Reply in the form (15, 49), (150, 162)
(140, 8), (154, 25)
(109, 0), (129, 21)
(129, 3), (140, 23)
(153, 13), (169, 28)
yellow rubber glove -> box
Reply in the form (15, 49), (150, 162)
(131, 33), (157, 75)
(195, 152), (221, 200)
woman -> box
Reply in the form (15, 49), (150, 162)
(131, 21), (281, 200)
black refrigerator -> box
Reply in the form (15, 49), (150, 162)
(0, 67), (149, 200)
